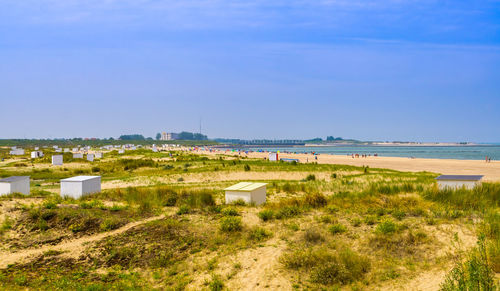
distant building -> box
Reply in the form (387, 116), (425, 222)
(161, 132), (179, 141)
(31, 151), (44, 158)
(52, 155), (63, 166)
(10, 149), (25, 156)
(436, 175), (483, 190)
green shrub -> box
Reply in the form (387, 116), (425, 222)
(351, 218), (362, 227)
(364, 215), (378, 225)
(305, 174), (316, 181)
(375, 220), (398, 235)
(208, 275), (224, 291)
(177, 177), (184, 182)
(275, 206), (301, 219)
(231, 199), (247, 206)
(177, 205), (190, 215)
(304, 193), (327, 208)
(310, 248), (371, 285)
(331, 173), (337, 179)
(244, 164), (251, 171)
(248, 227), (273, 241)
(329, 223), (347, 235)
(100, 218), (121, 231)
(392, 209), (406, 221)
(220, 216), (242, 232)
(222, 207), (239, 216)
(304, 228), (324, 243)
(43, 201), (57, 209)
(258, 209), (274, 221)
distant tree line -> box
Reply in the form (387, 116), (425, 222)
(119, 134), (145, 140)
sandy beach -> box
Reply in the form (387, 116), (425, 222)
(192, 148), (500, 182)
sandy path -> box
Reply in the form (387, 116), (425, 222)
(0, 214), (166, 269)
(195, 149), (500, 181)
(222, 239), (290, 291)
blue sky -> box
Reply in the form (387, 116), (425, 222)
(1, 0), (499, 142)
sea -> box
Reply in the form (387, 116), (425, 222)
(235, 145), (500, 161)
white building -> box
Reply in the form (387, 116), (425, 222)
(95, 152), (103, 159)
(55, 148), (62, 152)
(52, 155), (63, 165)
(160, 132), (179, 141)
(268, 153), (278, 161)
(10, 149), (25, 155)
(118, 149), (125, 154)
(87, 154), (94, 162)
(73, 153), (83, 159)
(72, 148), (78, 152)
(436, 175), (484, 190)
(31, 151), (44, 158)
(60, 176), (101, 199)
(224, 182), (267, 205)
(64, 148), (70, 153)
(0, 176), (30, 196)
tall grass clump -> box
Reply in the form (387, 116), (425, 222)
(304, 193), (328, 208)
(424, 183), (500, 211)
(220, 217), (242, 232)
(281, 247), (370, 286)
(440, 236), (497, 291)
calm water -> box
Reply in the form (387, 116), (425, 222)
(239, 145), (500, 161)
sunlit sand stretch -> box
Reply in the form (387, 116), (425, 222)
(175, 147), (500, 182)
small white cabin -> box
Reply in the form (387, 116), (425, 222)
(87, 154), (94, 162)
(95, 152), (103, 159)
(0, 176), (30, 196)
(64, 148), (70, 153)
(31, 151), (44, 158)
(52, 155), (63, 165)
(118, 149), (125, 154)
(73, 153), (83, 159)
(224, 182), (267, 206)
(10, 149), (25, 156)
(269, 153), (278, 161)
(436, 175), (483, 190)
(60, 176), (101, 199)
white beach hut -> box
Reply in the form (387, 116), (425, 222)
(436, 175), (484, 190)
(224, 182), (267, 206)
(118, 149), (125, 154)
(31, 151), (44, 158)
(10, 149), (25, 156)
(0, 176), (30, 196)
(64, 148), (70, 153)
(87, 154), (94, 162)
(73, 153), (83, 159)
(268, 153), (278, 161)
(60, 176), (101, 199)
(52, 155), (63, 166)
(95, 152), (103, 159)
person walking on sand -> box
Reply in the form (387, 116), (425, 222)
(486, 156), (489, 163)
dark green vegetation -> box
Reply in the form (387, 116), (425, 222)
(0, 148), (498, 290)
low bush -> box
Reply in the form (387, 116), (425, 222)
(221, 207), (239, 216)
(258, 209), (274, 221)
(177, 205), (190, 215)
(304, 228), (324, 243)
(248, 227), (273, 241)
(220, 216), (242, 232)
(375, 220), (398, 235)
(329, 223), (347, 235)
(275, 206), (301, 219)
(305, 174), (316, 181)
(304, 193), (327, 208)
